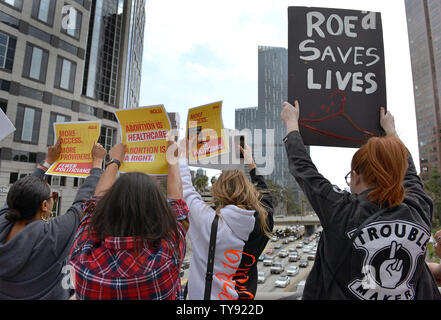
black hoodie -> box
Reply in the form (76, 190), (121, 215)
(284, 130), (441, 300)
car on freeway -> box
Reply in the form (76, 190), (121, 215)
(271, 236), (278, 242)
(288, 247), (297, 253)
(258, 255), (265, 262)
(258, 271), (266, 284)
(287, 265), (299, 277)
(299, 259), (309, 268)
(296, 243), (303, 249)
(275, 275), (291, 288)
(265, 249), (274, 255)
(288, 236), (295, 242)
(182, 259), (190, 269)
(263, 257), (274, 266)
(278, 250), (288, 258)
(274, 243), (282, 249)
(270, 263), (284, 274)
(307, 254), (315, 261)
(288, 253), (299, 262)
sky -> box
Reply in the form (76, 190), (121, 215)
(139, 0), (419, 190)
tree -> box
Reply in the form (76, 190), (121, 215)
(265, 179), (300, 215)
(424, 168), (441, 225)
(210, 176), (217, 186)
(193, 173), (209, 193)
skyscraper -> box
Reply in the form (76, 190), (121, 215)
(0, 0), (145, 214)
(405, 0), (441, 179)
(236, 46), (307, 208)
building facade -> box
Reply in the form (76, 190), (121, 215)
(235, 46), (308, 211)
(0, 0), (145, 214)
(405, 0), (441, 179)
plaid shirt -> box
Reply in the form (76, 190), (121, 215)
(69, 197), (189, 300)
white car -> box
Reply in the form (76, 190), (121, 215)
(278, 250), (288, 258)
(263, 257), (274, 266)
(275, 276), (291, 288)
(287, 265), (299, 277)
(257, 271), (266, 284)
(270, 263), (284, 274)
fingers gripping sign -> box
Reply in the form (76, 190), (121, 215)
(379, 241), (404, 289)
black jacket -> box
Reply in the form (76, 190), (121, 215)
(284, 130), (441, 300)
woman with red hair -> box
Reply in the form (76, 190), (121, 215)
(281, 101), (441, 300)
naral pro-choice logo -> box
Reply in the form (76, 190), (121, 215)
(347, 220), (430, 300)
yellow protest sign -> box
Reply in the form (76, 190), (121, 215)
(46, 121), (101, 178)
(186, 101), (229, 161)
(114, 105), (171, 175)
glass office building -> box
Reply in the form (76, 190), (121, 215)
(405, 0), (441, 179)
(236, 46), (308, 210)
(0, 0), (145, 213)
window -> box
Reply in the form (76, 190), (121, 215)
(55, 56), (76, 92)
(99, 126), (116, 162)
(23, 43), (49, 83)
(1, 0), (23, 10)
(0, 99), (6, 113)
(11, 150), (37, 163)
(31, 0), (55, 25)
(0, 31), (16, 71)
(14, 105), (41, 144)
(9, 172), (18, 184)
(61, 5), (82, 39)
(99, 126), (116, 152)
(46, 175), (66, 187)
(47, 112), (71, 145)
(73, 177), (84, 188)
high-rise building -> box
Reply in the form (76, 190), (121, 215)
(405, 0), (441, 179)
(0, 0), (145, 214)
(236, 46), (308, 209)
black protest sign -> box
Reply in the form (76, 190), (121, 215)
(288, 7), (386, 148)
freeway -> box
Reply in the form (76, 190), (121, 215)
(181, 229), (320, 299)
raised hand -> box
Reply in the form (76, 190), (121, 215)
(281, 101), (300, 135)
(46, 138), (61, 165)
(380, 107), (396, 136)
(109, 143), (127, 162)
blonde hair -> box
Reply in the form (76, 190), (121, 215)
(210, 170), (272, 238)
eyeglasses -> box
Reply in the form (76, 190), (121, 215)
(345, 171), (352, 186)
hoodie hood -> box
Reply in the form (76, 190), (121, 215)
(219, 204), (256, 242)
(0, 216), (45, 278)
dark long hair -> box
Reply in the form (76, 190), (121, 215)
(89, 172), (182, 258)
(5, 176), (51, 223)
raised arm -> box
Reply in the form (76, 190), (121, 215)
(380, 107), (433, 218)
(167, 139), (189, 231)
(47, 142), (107, 257)
(93, 143), (127, 197)
(0, 140), (63, 215)
(167, 140), (183, 199)
(241, 144), (273, 212)
(281, 101), (349, 228)
(178, 136), (214, 222)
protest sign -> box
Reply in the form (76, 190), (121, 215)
(46, 121), (101, 178)
(288, 7), (386, 147)
(0, 109), (15, 141)
(186, 101), (229, 162)
(114, 105), (171, 175)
